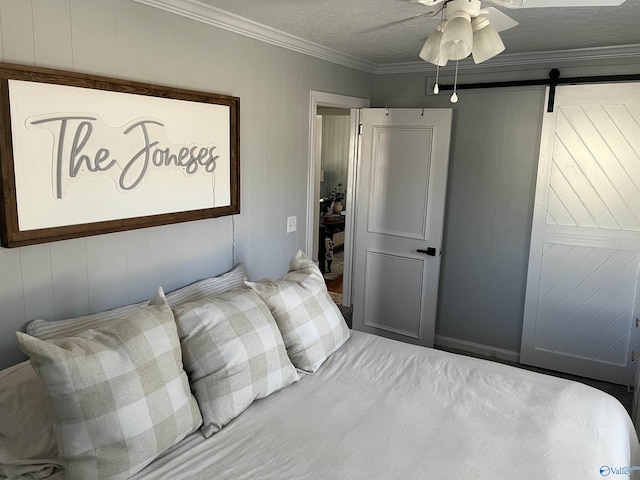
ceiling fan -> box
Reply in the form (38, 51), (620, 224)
(393, 0), (627, 101)
(392, 0), (627, 66)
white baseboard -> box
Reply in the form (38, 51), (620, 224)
(434, 334), (521, 364)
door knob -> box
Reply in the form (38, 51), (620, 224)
(417, 247), (437, 256)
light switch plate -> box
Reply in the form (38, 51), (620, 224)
(287, 216), (297, 233)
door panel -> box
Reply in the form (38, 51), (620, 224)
(368, 126), (432, 239)
(533, 244), (638, 362)
(521, 83), (640, 385)
(363, 250), (424, 339)
(352, 108), (452, 347)
(551, 106), (640, 230)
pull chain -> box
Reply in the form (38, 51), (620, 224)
(450, 60), (459, 103)
(433, 7), (445, 95)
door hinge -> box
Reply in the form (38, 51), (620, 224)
(358, 123), (363, 135)
(632, 351), (639, 362)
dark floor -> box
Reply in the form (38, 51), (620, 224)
(325, 274), (342, 294)
(437, 345), (634, 417)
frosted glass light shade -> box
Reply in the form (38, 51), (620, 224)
(440, 15), (472, 61)
(419, 24), (447, 66)
(471, 16), (505, 64)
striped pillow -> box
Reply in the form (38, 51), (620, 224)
(26, 264), (248, 340)
(16, 288), (202, 480)
(172, 288), (297, 437)
(246, 250), (350, 373)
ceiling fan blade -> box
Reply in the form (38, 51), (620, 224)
(361, 9), (441, 33)
(483, 7), (518, 32)
(488, 0), (625, 8)
(405, 0), (447, 5)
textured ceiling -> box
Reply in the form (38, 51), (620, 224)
(199, 0), (640, 64)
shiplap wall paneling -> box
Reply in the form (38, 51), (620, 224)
(320, 114), (350, 195)
(0, 0), (374, 369)
(434, 89), (544, 353)
(262, 45), (287, 276)
(279, 51), (306, 261)
(0, 251), (25, 366)
(49, 239), (91, 320)
(114, 0), (140, 80)
(70, 0), (119, 75)
(86, 234), (130, 314)
(33, 0), (73, 68)
(20, 244), (55, 322)
(0, 0), (35, 64)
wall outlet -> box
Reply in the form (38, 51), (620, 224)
(287, 216), (297, 233)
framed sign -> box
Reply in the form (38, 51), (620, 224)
(0, 63), (239, 248)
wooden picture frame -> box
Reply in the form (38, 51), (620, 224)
(0, 63), (240, 248)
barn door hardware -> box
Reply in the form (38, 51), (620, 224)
(437, 68), (640, 113)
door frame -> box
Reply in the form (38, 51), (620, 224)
(306, 91), (370, 307)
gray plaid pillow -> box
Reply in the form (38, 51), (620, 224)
(172, 288), (297, 437)
(246, 250), (350, 373)
(16, 288), (202, 480)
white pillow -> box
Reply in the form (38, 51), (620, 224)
(172, 288), (298, 437)
(26, 264), (248, 340)
(246, 250), (350, 373)
(0, 362), (61, 479)
(16, 288), (202, 480)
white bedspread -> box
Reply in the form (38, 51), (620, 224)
(53, 330), (640, 479)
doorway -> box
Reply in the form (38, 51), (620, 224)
(317, 107), (350, 303)
(351, 108), (452, 347)
(306, 91), (370, 309)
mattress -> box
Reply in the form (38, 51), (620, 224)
(47, 330), (640, 479)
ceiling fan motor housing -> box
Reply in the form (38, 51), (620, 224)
(444, 0), (482, 19)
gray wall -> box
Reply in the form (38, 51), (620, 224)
(1, 0), (638, 368)
(374, 59), (640, 355)
(0, 0), (374, 369)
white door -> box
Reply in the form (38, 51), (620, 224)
(352, 108), (452, 347)
(521, 83), (640, 385)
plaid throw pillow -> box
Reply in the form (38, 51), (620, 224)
(16, 288), (202, 480)
(172, 288), (297, 437)
(246, 250), (350, 373)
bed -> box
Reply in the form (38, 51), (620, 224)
(2, 251), (639, 480)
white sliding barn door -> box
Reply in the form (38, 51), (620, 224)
(352, 109), (452, 347)
(521, 83), (640, 385)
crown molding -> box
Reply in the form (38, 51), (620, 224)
(134, 0), (640, 76)
(375, 44), (640, 74)
(132, 0), (378, 73)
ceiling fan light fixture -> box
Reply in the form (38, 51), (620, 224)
(419, 21), (447, 66)
(440, 12), (473, 61)
(471, 15), (505, 63)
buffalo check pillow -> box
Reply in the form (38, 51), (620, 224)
(15, 288), (202, 480)
(172, 288), (298, 437)
(246, 250), (350, 373)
